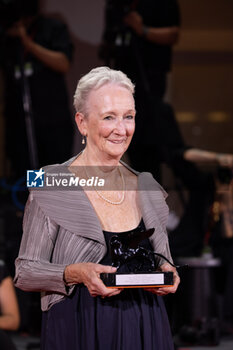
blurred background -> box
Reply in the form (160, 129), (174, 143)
(0, 0), (233, 349)
(0, 0), (233, 164)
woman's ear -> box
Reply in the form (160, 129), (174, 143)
(75, 112), (87, 136)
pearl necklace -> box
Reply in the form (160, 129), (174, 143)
(84, 165), (125, 205)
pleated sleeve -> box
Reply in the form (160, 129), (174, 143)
(14, 193), (73, 296)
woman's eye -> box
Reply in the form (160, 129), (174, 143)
(125, 115), (134, 120)
(103, 115), (113, 120)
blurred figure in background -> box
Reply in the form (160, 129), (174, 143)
(100, 0), (233, 257)
(209, 171), (233, 333)
(100, 0), (180, 180)
(0, 0), (74, 179)
(100, 5), (233, 338)
(0, 259), (20, 350)
(0, 0), (74, 339)
(100, 0), (180, 101)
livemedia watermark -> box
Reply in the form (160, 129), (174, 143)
(27, 168), (105, 189)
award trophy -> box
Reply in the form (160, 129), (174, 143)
(100, 227), (174, 288)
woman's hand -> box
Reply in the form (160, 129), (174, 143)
(64, 262), (121, 298)
(144, 263), (180, 296)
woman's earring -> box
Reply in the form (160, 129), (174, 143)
(82, 135), (85, 145)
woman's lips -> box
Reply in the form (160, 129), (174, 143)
(108, 139), (126, 144)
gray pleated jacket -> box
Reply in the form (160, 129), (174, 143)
(14, 157), (172, 311)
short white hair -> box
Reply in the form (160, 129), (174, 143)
(73, 66), (135, 114)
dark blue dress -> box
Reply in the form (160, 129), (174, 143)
(41, 221), (174, 350)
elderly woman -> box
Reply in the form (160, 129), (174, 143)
(15, 67), (180, 350)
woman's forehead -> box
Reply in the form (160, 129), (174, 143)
(87, 84), (135, 109)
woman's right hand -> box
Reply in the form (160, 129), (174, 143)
(64, 262), (121, 298)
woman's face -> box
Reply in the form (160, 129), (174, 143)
(78, 83), (136, 161)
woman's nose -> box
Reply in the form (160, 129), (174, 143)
(114, 119), (126, 135)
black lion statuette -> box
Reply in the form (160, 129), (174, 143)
(110, 228), (156, 271)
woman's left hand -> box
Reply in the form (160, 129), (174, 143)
(144, 263), (180, 296)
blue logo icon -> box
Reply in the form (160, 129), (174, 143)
(27, 169), (45, 187)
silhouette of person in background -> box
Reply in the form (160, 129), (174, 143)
(209, 173), (233, 333)
(101, 2), (233, 337)
(100, 1), (180, 178)
(100, 0), (233, 258)
(0, 0), (74, 178)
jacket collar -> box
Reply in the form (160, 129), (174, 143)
(30, 155), (168, 252)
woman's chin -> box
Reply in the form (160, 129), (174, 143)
(105, 144), (128, 159)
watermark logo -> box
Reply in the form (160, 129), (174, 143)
(26, 168), (105, 189)
(27, 169), (45, 187)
